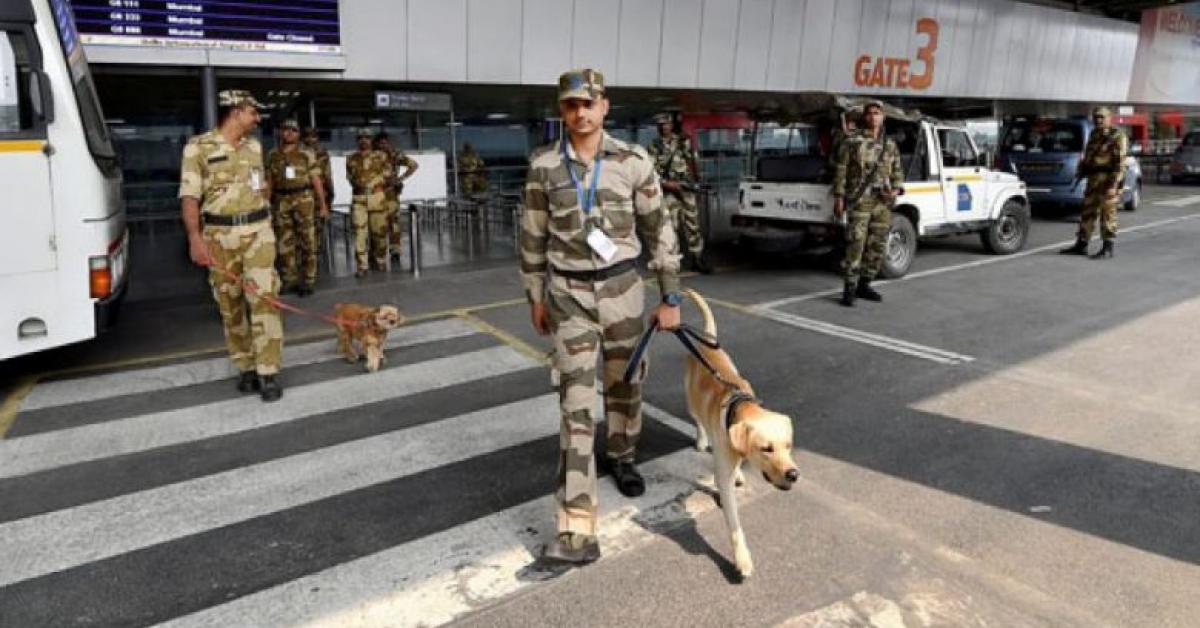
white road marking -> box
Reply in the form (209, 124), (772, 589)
(20, 318), (480, 412)
(1152, 194), (1200, 207)
(0, 346), (537, 480)
(0, 394), (565, 588)
(753, 308), (974, 365)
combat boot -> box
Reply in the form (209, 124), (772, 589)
(856, 277), (883, 302)
(236, 370), (260, 394)
(611, 460), (645, 497)
(1090, 240), (1114, 260)
(1058, 239), (1089, 255)
(692, 249), (714, 275)
(542, 532), (601, 565)
(840, 280), (857, 307)
(260, 375), (283, 403)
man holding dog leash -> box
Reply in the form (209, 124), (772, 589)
(180, 90), (284, 403)
(521, 68), (682, 565)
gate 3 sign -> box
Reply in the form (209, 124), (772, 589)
(853, 18), (939, 91)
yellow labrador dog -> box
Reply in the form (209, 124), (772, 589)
(682, 289), (799, 579)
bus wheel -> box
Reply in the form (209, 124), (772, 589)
(980, 200), (1030, 255)
(880, 214), (917, 279)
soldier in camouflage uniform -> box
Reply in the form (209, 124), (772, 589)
(1060, 106), (1128, 260)
(459, 142), (488, 196)
(374, 133), (418, 263)
(267, 119), (329, 296)
(179, 90), (284, 402)
(522, 69), (682, 565)
(647, 113), (712, 274)
(346, 130), (393, 277)
(302, 127), (334, 262)
(831, 100), (902, 307)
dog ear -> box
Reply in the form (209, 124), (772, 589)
(729, 422), (750, 455)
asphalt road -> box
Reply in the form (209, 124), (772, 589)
(2, 184), (1198, 627)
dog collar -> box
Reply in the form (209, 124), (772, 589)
(723, 390), (758, 433)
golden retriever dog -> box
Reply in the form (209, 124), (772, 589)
(334, 303), (404, 372)
(682, 289), (799, 580)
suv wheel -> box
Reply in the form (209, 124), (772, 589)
(980, 200), (1030, 255)
(880, 213), (917, 279)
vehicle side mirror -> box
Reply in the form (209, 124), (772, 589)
(29, 69), (54, 124)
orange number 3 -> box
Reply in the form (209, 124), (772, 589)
(909, 18), (939, 90)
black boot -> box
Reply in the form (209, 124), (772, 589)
(1059, 239), (1089, 255)
(260, 375), (283, 403)
(840, 280), (857, 307)
(610, 460), (645, 497)
(1090, 240), (1114, 259)
(236, 371), (260, 394)
(856, 277), (883, 302)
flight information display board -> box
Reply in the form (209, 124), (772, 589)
(70, 1), (341, 55)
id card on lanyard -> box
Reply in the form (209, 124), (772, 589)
(564, 140), (617, 262)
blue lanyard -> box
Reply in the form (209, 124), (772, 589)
(562, 139), (603, 215)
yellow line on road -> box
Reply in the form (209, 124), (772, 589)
(0, 376), (38, 438)
(455, 310), (551, 365)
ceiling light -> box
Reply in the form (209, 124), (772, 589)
(487, 112), (510, 120)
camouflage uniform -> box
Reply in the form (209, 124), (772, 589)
(460, 146), (488, 195)
(521, 132), (681, 538)
(1077, 126), (1128, 243)
(379, 146), (417, 252)
(179, 129), (283, 375)
(266, 144), (322, 289)
(647, 133), (704, 256)
(303, 132), (334, 260)
(832, 129), (902, 281)
(346, 147), (393, 272)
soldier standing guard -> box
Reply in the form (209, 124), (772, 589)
(179, 90), (284, 402)
(267, 119), (329, 297)
(831, 100), (902, 307)
(374, 132), (419, 264)
(647, 113), (712, 274)
(1059, 106), (1128, 259)
(346, 130), (392, 278)
(522, 68), (682, 565)
(459, 142), (488, 196)
(302, 127), (334, 261)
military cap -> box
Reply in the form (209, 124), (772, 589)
(217, 89), (261, 109)
(374, 131), (391, 141)
(279, 118), (300, 130)
(356, 128), (373, 139)
(302, 127), (319, 139)
(558, 68), (606, 101)
(652, 112), (674, 124)
(1092, 106), (1113, 117)
(861, 99), (886, 113)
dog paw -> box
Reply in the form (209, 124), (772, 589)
(734, 469), (746, 487)
(735, 553), (754, 579)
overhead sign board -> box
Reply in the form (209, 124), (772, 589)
(374, 91), (452, 112)
(1128, 2), (1200, 105)
(70, 0), (342, 56)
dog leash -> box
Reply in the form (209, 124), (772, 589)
(208, 263), (366, 330)
(621, 319), (739, 389)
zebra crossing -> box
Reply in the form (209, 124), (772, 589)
(0, 317), (739, 627)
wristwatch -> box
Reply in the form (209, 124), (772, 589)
(662, 292), (684, 307)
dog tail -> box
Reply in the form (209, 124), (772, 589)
(683, 289), (717, 338)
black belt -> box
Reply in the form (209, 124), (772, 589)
(353, 186), (370, 195)
(203, 208), (270, 226)
(553, 259), (636, 283)
(274, 185), (311, 195)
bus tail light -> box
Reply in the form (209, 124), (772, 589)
(89, 256), (112, 299)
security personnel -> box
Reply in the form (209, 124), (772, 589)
(1060, 106), (1128, 259)
(522, 68), (681, 565)
(831, 100), (901, 307)
(459, 142), (488, 196)
(647, 113), (712, 274)
(373, 132), (418, 263)
(302, 127), (334, 261)
(179, 90), (283, 402)
(346, 130), (392, 277)
(267, 119), (329, 296)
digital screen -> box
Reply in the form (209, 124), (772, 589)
(70, 1), (341, 55)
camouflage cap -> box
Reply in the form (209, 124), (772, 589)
(1092, 106), (1113, 117)
(356, 128), (373, 139)
(861, 99), (886, 113)
(652, 112), (674, 124)
(217, 89), (261, 109)
(279, 118), (300, 130)
(302, 127), (318, 139)
(558, 68), (606, 101)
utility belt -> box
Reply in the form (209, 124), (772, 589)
(552, 259), (637, 283)
(273, 184), (312, 196)
(352, 185), (374, 195)
(202, 207), (270, 227)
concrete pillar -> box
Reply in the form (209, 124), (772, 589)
(201, 66), (217, 130)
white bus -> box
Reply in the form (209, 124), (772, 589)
(1, 0), (127, 360)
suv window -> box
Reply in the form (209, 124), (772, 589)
(0, 30), (41, 137)
(1000, 122), (1084, 153)
(937, 128), (980, 167)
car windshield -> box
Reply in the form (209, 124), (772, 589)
(1000, 122), (1084, 153)
(1184, 133), (1200, 147)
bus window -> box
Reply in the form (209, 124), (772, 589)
(0, 31), (41, 136)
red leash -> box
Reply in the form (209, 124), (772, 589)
(208, 264), (364, 330)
